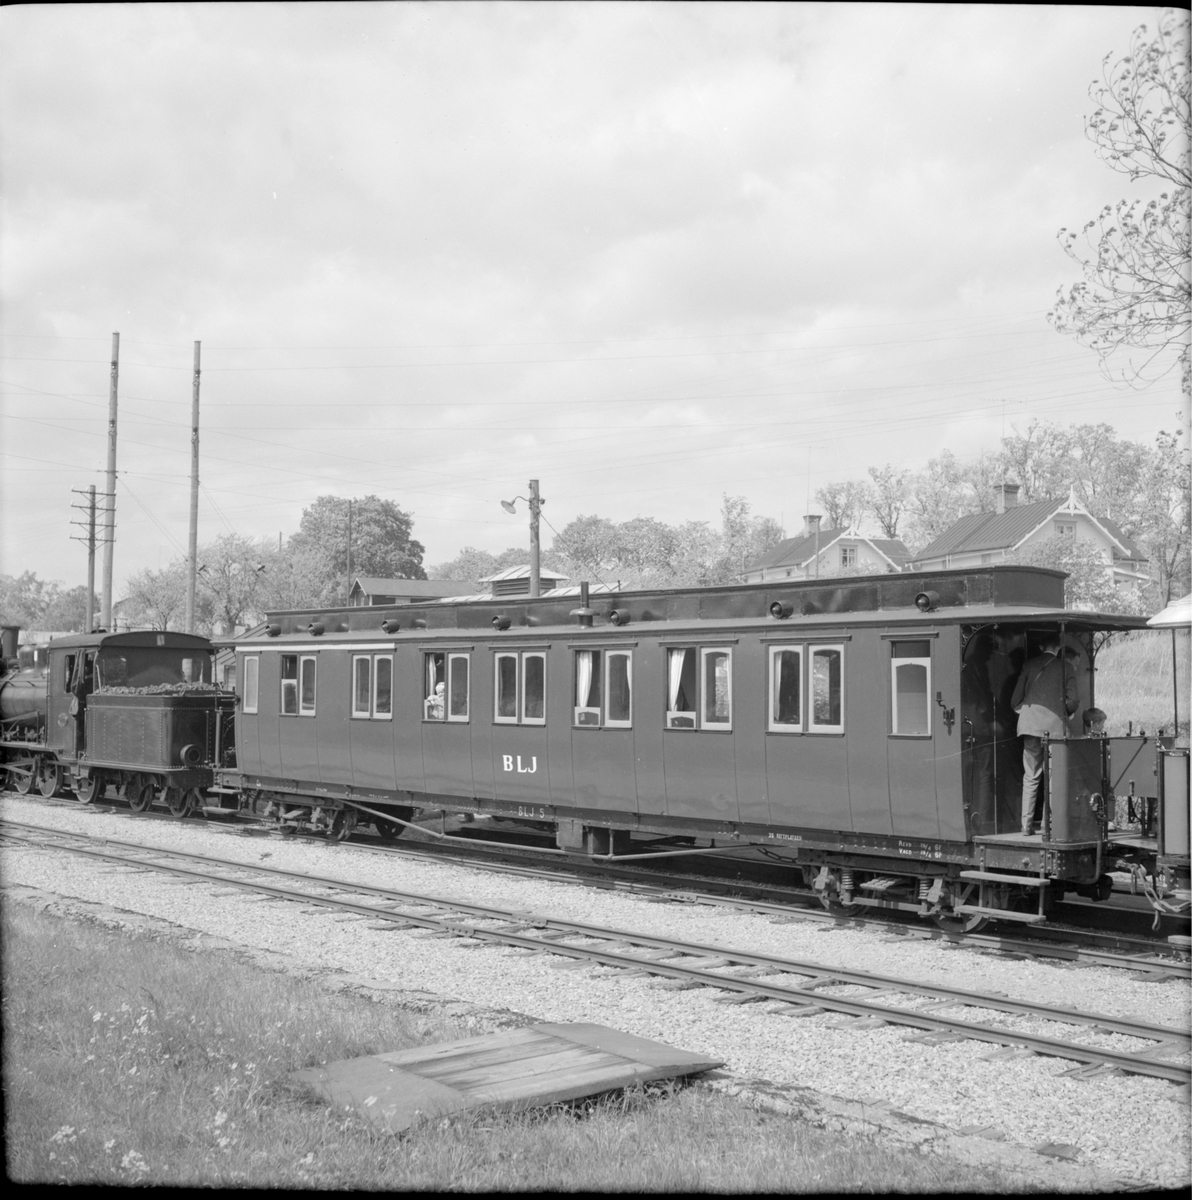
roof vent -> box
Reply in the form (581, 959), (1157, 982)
(769, 601), (794, 619)
(265, 623), (281, 637)
(914, 591), (939, 613)
(569, 581), (596, 628)
(307, 621), (325, 636)
(492, 615), (511, 631)
(381, 618), (401, 634)
(608, 608), (630, 626)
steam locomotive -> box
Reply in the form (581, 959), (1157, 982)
(2, 566), (1188, 932)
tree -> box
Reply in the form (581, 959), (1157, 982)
(814, 480), (872, 531)
(1012, 534), (1149, 615)
(196, 534), (270, 635)
(122, 566), (188, 631)
(1049, 11), (1191, 394)
(867, 464), (911, 538)
(0, 572), (56, 628)
(1136, 425), (1192, 602)
(41, 585), (99, 633)
(289, 495), (426, 602)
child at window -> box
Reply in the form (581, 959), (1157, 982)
(1083, 707), (1108, 737)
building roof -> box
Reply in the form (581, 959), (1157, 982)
(743, 528), (911, 574)
(912, 495), (1145, 563)
(478, 565), (569, 584)
(351, 577), (474, 598)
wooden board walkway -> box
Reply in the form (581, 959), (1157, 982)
(293, 1022), (724, 1133)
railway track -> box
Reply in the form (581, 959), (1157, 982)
(3, 816), (1189, 1087)
(16, 790), (1192, 972)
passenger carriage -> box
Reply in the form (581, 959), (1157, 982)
(220, 565), (1189, 930)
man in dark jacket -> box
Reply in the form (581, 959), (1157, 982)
(1011, 638), (1079, 836)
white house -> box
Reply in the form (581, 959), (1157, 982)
(907, 484), (1148, 589)
(739, 515), (910, 583)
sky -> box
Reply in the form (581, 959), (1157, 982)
(2, 2), (1188, 594)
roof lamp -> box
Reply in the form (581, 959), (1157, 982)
(915, 591), (939, 613)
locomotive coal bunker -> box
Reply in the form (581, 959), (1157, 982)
(0, 629), (237, 815)
(210, 564), (1189, 932)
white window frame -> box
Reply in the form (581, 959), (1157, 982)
(891, 654), (932, 736)
(298, 654), (317, 717)
(768, 645), (803, 733)
(494, 652), (520, 725)
(700, 646), (733, 732)
(242, 655), (259, 714)
(574, 649), (602, 727)
(840, 545), (857, 568)
(281, 654), (299, 716)
(521, 651), (547, 726)
(373, 654), (393, 721)
(352, 655), (372, 719)
(666, 647), (697, 730)
(808, 644), (844, 734)
(604, 650), (633, 728)
(446, 653), (469, 722)
(424, 651), (447, 721)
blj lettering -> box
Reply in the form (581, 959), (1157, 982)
(501, 755), (538, 774)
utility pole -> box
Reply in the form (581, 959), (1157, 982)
(345, 499), (353, 604)
(70, 485), (102, 631)
(528, 479), (542, 598)
(100, 332), (119, 629)
(185, 340), (201, 633)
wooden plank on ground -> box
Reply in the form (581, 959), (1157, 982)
(292, 1022), (723, 1133)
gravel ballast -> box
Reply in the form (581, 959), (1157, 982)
(2, 795), (1189, 1190)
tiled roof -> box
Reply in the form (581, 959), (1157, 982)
(913, 498), (1146, 562)
(743, 530), (911, 574)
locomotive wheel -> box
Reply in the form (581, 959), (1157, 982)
(37, 760), (64, 798)
(161, 786), (194, 819)
(373, 807), (414, 842)
(818, 894), (864, 918)
(128, 778), (156, 813)
(73, 770), (104, 804)
(10, 754), (36, 795)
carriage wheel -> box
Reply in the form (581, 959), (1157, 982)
(329, 809), (358, 842)
(73, 770), (104, 804)
(931, 882), (1004, 935)
(127, 777), (156, 813)
(10, 754), (37, 795)
(37, 760), (64, 798)
(373, 807), (414, 843)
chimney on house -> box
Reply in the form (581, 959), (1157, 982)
(802, 514), (823, 538)
(995, 483), (1020, 515)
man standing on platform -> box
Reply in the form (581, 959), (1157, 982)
(1011, 637), (1079, 836)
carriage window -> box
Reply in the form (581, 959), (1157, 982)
(63, 654), (76, 692)
(769, 646), (802, 731)
(374, 656), (393, 718)
(702, 648), (732, 730)
(808, 645), (843, 733)
(666, 648), (697, 729)
(574, 650), (632, 727)
(299, 655), (317, 716)
(448, 653), (469, 721)
(352, 656), (372, 718)
(575, 650), (602, 725)
(281, 654), (298, 715)
(242, 656), (259, 714)
(523, 653), (546, 723)
(606, 651), (632, 727)
(891, 641), (931, 736)
(495, 651), (545, 725)
(424, 652), (447, 720)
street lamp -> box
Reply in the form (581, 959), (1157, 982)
(500, 479), (544, 597)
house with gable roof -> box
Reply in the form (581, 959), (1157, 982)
(738, 515), (911, 583)
(906, 483), (1148, 589)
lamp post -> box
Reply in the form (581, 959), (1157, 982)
(501, 479), (544, 597)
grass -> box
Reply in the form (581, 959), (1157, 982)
(2, 903), (1030, 1192)
(1095, 628), (1189, 744)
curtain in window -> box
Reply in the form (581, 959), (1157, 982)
(576, 650), (595, 708)
(668, 649), (688, 711)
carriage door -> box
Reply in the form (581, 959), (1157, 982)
(886, 636), (940, 839)
(46, 651), (77, 757)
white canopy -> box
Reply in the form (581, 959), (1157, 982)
(1147, 593), (1192, 628)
